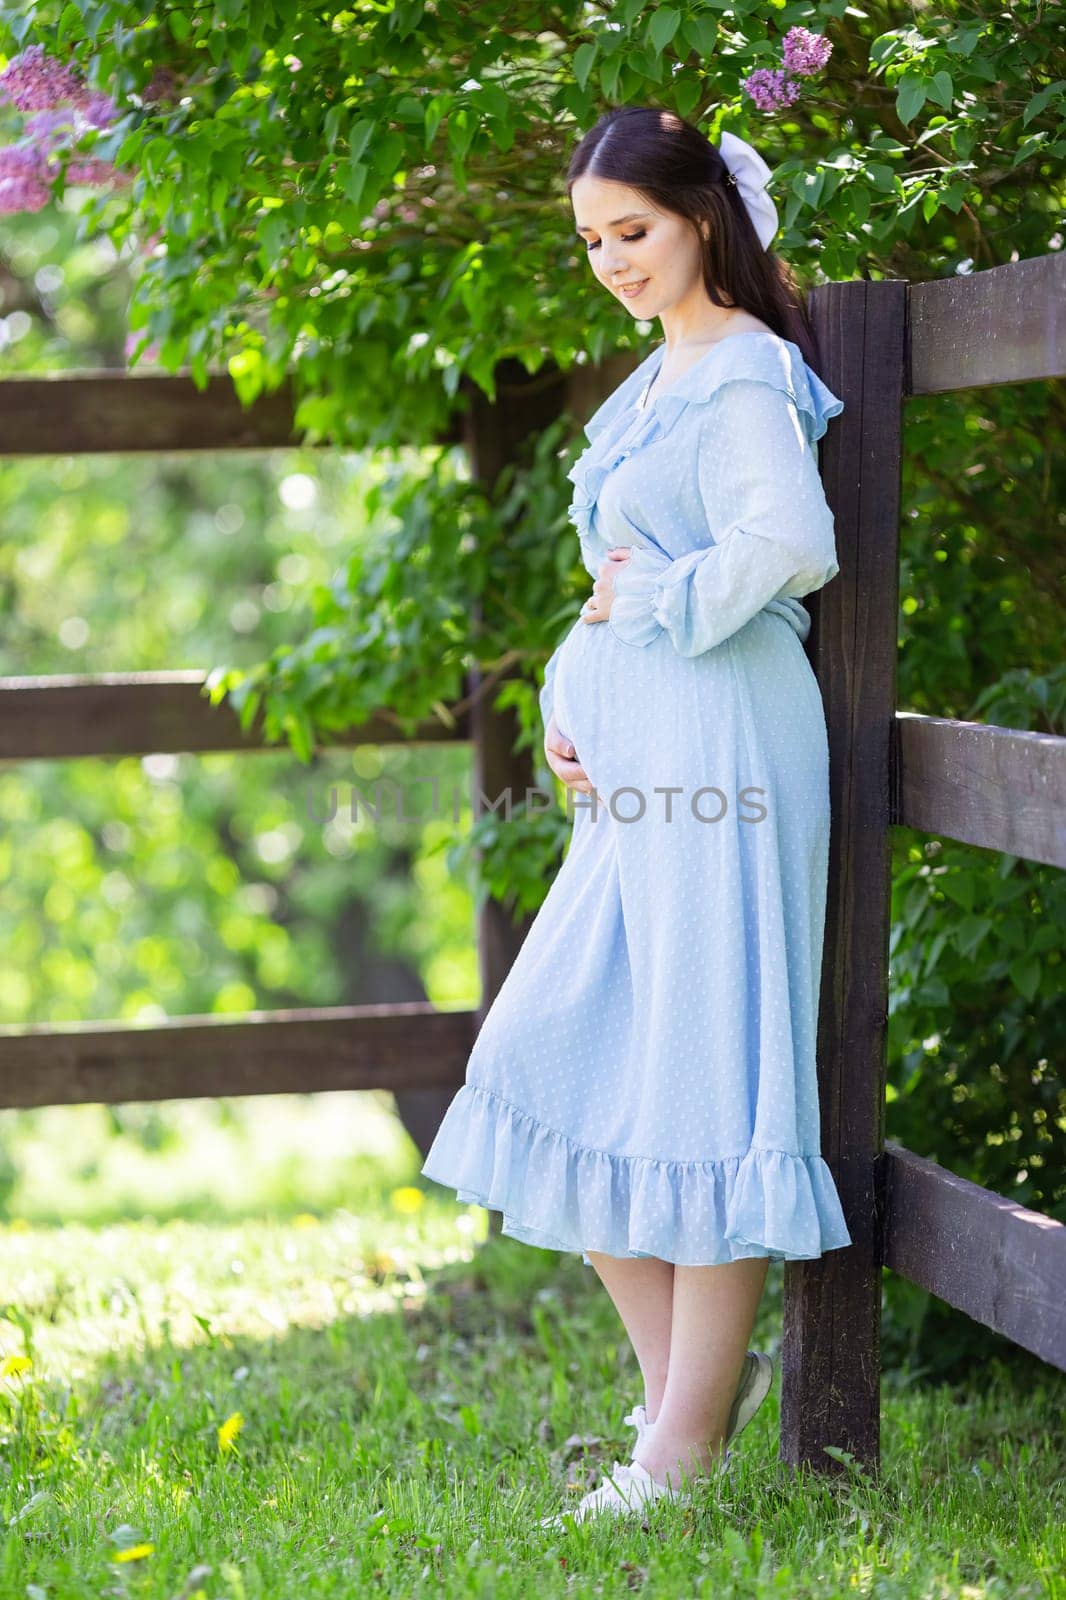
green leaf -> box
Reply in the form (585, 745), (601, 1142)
(896, 75), (927, 126)
(344, 160), (368, 206)
(56, 3), (82, 46)
(599, 54), (623, 99)
(572, 42), (596, 92)
(791, 169), (826, 208)
(1022, 79), (1066, 128)
(7, 10), (36, 45)
(647, 6), (680, 56)
(866, 162), (897, 192)
(324, 105), (344, 150)
(953, 915), (992, 961)
(682, 13), (718, 57)
(1008, 956), (1040, 1002)
(928, 70), (953, 109)
(945, 23), (984, 56)
(869, 32), (906, 69)
(941, 876), (973, 915)
(847, 182), (871, 225)
(349, 119), (376, 166)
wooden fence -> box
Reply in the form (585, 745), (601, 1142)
(1, 254), (1063, 1477)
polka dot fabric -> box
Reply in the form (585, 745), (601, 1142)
(421, 331), (853, 1267)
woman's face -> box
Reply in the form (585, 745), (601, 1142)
(571, 175), (704, 319)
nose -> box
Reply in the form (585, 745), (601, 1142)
(599, 247), (628, 282)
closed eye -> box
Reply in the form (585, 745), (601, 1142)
(585, 230), (646, 253)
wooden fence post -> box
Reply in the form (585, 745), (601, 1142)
(462, 357), (568, 1241)
(779, 279), (907, 1477)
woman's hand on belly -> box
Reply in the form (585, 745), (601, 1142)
(582, 546), (632, 624)
(544, 711), (596, 794)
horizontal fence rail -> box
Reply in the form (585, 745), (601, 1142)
(907, 252), (1066, 394)
(0, 371), (306, 454)
(0, 1003), (474, 1109)
(892, 712), (1066, 869)
(882, 1140), (1066, 1369)
(0, 672), (471, 759)
(0, 370), (467, 455)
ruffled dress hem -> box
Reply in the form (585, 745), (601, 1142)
(420, 1079), (853, 1267)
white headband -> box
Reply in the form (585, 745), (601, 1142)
(717, 130), (778, 251)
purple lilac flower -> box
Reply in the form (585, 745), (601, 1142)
(0, 144), (51, 213)
(80, 91), (120, 128)
(0, 49), (125, 211)
(65, 157), (118, 186)
(781, 27), (833, 77)
(24, 107), (78, 151)
(142, 66), (179, 104)
(0, 44), (84, 112)
(741, 69), (802, 113)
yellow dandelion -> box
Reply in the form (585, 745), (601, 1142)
(0, 1356), (32, 1378)
(292, 1213), (319, 1229)
(217, 1412), (244, 1453)
(112, 1543), (155, 1562)
(391, 1186), (424, 1214)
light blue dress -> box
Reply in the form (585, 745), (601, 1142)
(421, 330), (854, 1266)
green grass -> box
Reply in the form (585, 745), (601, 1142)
(0, 1097), (1063, 1597)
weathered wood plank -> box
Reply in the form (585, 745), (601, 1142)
(0, 369), (466, 455)
(883, 1140), (1066, 1371)
(908, 252), (1066, 393)
(0, 1003), (475, 1108)
(892, 712), (1066, 868)
(780, 277), (906, 1479)
(0, 371), (305, 454)
(0, 672), (470, 758)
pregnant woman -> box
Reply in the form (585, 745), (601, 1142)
(421, 105), (853, 1524)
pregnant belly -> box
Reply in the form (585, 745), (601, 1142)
(552, 606), (827, 816)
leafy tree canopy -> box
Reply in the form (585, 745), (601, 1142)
(0, 0), (1062, 444)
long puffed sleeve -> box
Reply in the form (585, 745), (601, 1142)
(607, 377), (840, 657)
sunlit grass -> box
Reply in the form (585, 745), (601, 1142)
(0, 1096), (1062, 1596)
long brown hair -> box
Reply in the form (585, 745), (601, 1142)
(567, 105), (818, 368)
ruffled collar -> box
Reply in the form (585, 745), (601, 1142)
(637, 331), (843, 446)
(565, 331), (844, 550)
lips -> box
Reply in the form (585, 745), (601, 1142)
(619, 278), (649, 299)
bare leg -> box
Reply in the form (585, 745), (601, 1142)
(584, 1251), (675, 1421)
(634, 1255), (770, 1490)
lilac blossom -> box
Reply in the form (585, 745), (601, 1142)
(741, 68), (802, 113)
(81, 91), (120, 128)
(142, 66), (179, 105)
(24, 107), (78, 152)
(0, 48), (123, 211)
(782, 27), (833, 77)
(65, 157), (119, 186)
(0, 43), (84, 112)
(0, 144), (51, 213)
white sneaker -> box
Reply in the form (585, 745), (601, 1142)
(538, 1455), (717, 1529)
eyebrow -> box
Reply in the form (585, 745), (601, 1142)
(574, 211), (652, 236)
